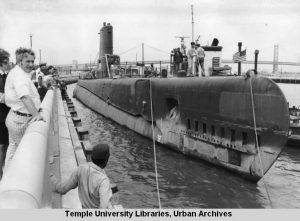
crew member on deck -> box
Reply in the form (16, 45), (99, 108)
(0, 48), (10, 179)
(196, 43), (205, 77)
(187, 42), (197, 76)
(174, 48), (183, 72)
(4, 47), (44, 169)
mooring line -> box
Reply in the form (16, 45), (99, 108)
(249, 77), (273, 208)
(149, 78), (162, 209)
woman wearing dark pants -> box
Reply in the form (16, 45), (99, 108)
(0, 49), (10, 180)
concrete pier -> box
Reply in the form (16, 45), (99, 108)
(0, 87), (90, 208)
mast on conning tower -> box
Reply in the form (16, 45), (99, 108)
(191, 5), (194, 42)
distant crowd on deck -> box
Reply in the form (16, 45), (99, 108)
(80, 41), (206, 80)
(171, 41), (206, 77)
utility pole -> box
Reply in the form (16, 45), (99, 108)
(142, 43), (144, 77)
(39, 49), (41, 64)
(191, 5), (194, 42)
(273, 44), (279, 74)
(89, 54), (91, 69)
(30, 34), (33, 49)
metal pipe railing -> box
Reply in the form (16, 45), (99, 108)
(0, 90), (54, 208)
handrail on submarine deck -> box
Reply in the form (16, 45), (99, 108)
(0, 89), (54, 208)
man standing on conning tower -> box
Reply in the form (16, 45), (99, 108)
(187, 42), (197, 76)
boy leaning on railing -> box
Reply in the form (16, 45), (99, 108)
(50, 143), (121, 209)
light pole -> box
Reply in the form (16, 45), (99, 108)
(29, 34), (32, 49)
(39, 49), (41, 64)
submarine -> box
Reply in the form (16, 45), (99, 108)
(73, 22), (290, 182)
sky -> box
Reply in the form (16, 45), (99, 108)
(0, 0), (299, 72)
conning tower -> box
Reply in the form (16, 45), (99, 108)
(98, 22), (113, 78)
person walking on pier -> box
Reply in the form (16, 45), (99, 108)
(4, 48), (44, 169)
(50, 143), (113, 209)
(0, 49), (10, 179)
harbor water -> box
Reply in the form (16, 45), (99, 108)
(68, 83), (300, 208)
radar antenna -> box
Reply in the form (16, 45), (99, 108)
(195, 35), (200, 44)
(175, 36), (190, 55)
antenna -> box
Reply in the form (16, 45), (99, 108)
(175, 36), (190, 41)
(195, 35), (200, 44)
(175, 36), (190, 55)
(191, 5), (194, 42)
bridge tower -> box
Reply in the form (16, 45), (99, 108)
(273, 45), (279, 74)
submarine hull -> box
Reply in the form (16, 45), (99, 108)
(74, 77), (289, 182)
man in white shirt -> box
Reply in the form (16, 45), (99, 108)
(187, 42), (197, 76)
(35, 63), (46, 86)
(4, 47), (44, 169)
(43, 65), (54, 88)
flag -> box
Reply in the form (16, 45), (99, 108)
(233, 49), (247, 63)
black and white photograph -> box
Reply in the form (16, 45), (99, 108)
(0, 0), (300, 216)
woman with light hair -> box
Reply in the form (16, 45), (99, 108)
(4, 47), (44, 169)
(0, 48), (10, 179)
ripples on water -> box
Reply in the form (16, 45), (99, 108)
(68, 84), (300, 208)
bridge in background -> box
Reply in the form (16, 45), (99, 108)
(55, 59), (300, 72)
(222, 60), (300, 66)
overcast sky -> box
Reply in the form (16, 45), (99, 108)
(0, 0), (299, 72)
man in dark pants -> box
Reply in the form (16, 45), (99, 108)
(60, 80), (67, 99)
(174, 48), (183, 72)
(37, 75), (48, 102)
(0, 49), (10, 179)
(196, 43), (205, 76)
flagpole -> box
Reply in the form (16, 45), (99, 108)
(238, 42), (242, 75)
